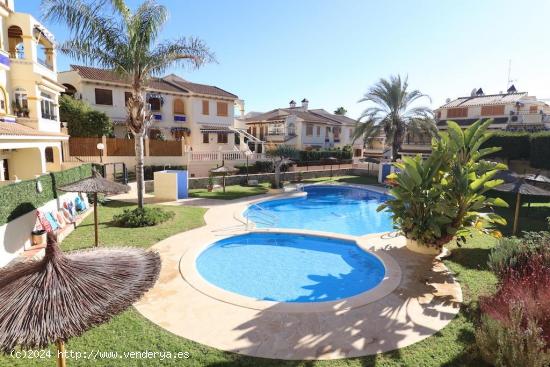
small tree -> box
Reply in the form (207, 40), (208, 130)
(266, 145), (298, 189)
(60, 95), (113, 137)
(334, 107), (347, 115)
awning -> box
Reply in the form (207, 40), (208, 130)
(200, 125), (233, 133)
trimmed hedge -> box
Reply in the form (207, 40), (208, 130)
(298, 149), (352, 162)
(144, 165), (187, 180)
(0, 164), (93, 226)
(234, 161), (290, 175)
(530, 132), (550, 169)
(482, 132), (531, 161)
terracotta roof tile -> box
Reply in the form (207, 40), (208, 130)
(440, 92), (528, 108)
(0, 122), (67, 138)
(167, 79), (237, 99)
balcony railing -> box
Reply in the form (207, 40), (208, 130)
(15, 110), (29, 118)
(37, 58), (53, 70)
(9, 51), (24, 59)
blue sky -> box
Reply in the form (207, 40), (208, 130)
(17, 0), (550, 118)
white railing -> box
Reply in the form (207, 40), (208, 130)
(190, 150), (265, 161)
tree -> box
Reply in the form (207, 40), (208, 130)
(266, 145), (298, 189)
(334, 107), (347, 115)
(43, 0), (214, 208)
(59, 95), (113, 137)
(355, 75), (436, 161)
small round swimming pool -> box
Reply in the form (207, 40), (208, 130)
(244, 185), (394, 236)
(195, 232), (385, 303)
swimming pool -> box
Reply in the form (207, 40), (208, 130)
(195, 232), (385, 303)
(244, 185), (393, 236)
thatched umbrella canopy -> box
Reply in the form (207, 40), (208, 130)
(210, 162), (237, 193)
(524, 172), (550, 184)
(0, 235), (160, 366)
(493, 170), (550, 234)
(58, 169), (130, 247)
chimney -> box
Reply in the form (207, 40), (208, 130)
(289, 100), (296, 108)
(301, 98), (309, 110)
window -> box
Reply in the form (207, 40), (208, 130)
(316, 126), (321, 136)
(202, 100), (209, 115)
(217, 133), (228, 144)
(529, 105), (539, 113)
(480, 105), (505, 116)
(95, 88), (113, 105)
(41, 92), (56, 120)
(287, 123), (296, 135)
(216, 102), (228, 116)
(124, 92), (132, 106)
(202, 133), (209, 143)
(306, 123), (314, 136)
(446, 107), (468, 118)
(0, 87), (6, 113)
(173, 99), (185, 114)
(45, 147), (54, 163)
(14, 88), (28, 117)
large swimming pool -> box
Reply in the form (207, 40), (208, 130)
(244, 185), (393, 236)
(196, 232), (385, 302)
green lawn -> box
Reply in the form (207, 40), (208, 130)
(189, 183), (270, 200)
(2, 193), (548, 367)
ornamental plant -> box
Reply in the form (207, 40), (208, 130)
(378, 119), (509, 249)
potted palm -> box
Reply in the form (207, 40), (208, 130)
(379, 120), (509, 255)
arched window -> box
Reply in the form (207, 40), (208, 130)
(173, 99), (185, 114)
(8, 26), (24, 59)
(41, 92), (56, 120)
(14, 88), (28, 117)
(287, 122), (296, 136)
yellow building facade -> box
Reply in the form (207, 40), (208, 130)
(0, 0), (66, 184)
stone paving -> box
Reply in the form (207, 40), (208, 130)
(133, 186), (462, 360)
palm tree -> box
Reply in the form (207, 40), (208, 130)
(42, 0), (215, 208)
(354, 75), (435, 161)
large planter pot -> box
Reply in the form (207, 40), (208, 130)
(406, 237), (441, 255)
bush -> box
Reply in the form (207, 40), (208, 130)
(234, 160), (291, 175)
(143, 165), (187, 180)
(297, 149), (352, 162)
(530, 132), (550, 169)
(481, 132), (531, 161)
(60, 95), (113, 137)
(488, 232), (550, 279)
(112, 207), (175, 227)
(0, 164), (93, 226)
(476, 304), (550, 367)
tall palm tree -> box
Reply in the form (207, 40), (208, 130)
(354, 75), (435, 161)
(42, 0), (215, 208)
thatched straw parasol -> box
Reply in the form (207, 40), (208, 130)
(58, 169), (130, 247)
(210, 161), (237, 193)
(493, 170), (550, 234)
(0, 234), (160, 366)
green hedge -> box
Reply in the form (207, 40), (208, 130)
(530, 132), (550, 169)
(0, 164), (93, 226)
(297, 149), (352, 162)
(234, 161), (290, 175)
(482, 132), (531, 161)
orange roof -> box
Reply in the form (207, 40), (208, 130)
(0, 122), (67, 138)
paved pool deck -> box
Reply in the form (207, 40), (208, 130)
(132, 185), (462, 360)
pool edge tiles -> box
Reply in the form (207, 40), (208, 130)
(180, 230), (402, 313)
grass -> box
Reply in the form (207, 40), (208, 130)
(189, 183), (270, 200)
(2, 184), (548, 367)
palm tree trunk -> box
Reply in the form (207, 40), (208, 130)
(135, 132), (145, 208)
(274, 161), (281, 189)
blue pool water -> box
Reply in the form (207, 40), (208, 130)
(244, 185), (393, 236)
(196, 232), (385, 302)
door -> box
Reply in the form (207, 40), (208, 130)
(1, 159), (9, 180)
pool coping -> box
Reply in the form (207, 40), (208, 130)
(180, 230), (402, 313)
(134, 184), (463, 360)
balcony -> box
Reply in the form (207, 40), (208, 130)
(41, 113), (57, 121)
(265, 132), (297, 142)
(37, 57), (53, 71)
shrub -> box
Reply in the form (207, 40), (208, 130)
(112, 207), (175, 227)
(60, 95), (113, 137)
(476, 304), (550, 367)
(530, 132), (550, 169)
(488, 232), (550, 279)
(481, 132), (531, 161)
(0, 164), (93, 226)
(143, 165), (187, 180)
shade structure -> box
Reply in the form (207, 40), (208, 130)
(524, 172), (550, 184)
(210, 163), (237, 193)
(57, 169), (130, 247)
(493, 170), (550, 234)
(0, 236), (160, 366)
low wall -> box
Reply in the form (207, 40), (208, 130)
(188, 168), (373, 189)
(0, 192), (81, 267)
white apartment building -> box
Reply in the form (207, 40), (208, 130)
(243, 99), (363, 155)
(435, 86), (550, 132)
(58, 65), (243, 152)
(0, 0), (67, 184)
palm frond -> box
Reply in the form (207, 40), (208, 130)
(145, 37), (216, 76)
